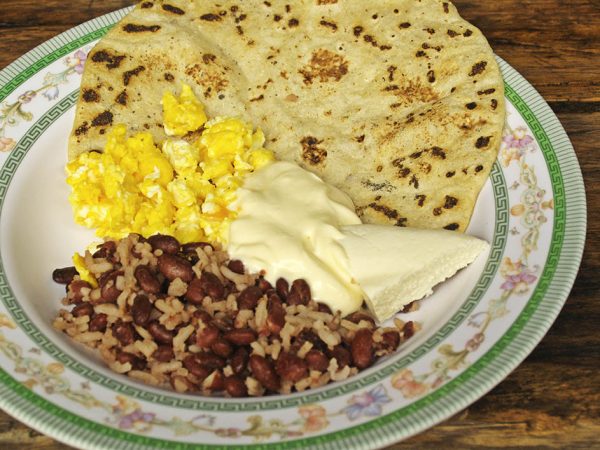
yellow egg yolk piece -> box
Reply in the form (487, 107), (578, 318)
(67, 85), (275, 244)
(162, 84), (207, 137)
(72, 253), (98, 288)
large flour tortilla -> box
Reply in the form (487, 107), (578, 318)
(69, 0), (505, 232)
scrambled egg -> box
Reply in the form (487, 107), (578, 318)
(67, 84), (274, 244)
(72, 253), (98, 288)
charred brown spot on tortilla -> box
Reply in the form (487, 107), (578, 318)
(123, 23), (161, 33)
(164, 72), (174, 81)
(376, 165), (383, 172)
(288, 18), (299, 27)
(367, 202), (407, 226)
(387, 65), (397, 81)
(320, 20), (338, 31)
(409, 175), (419, 189)
(250, 94), (264, 102)
(285, 94), (298, 102)
(123, 66), (146, 86)
(263, 1), (271, 6)
(415, 50), (427, 57)
(475, 136), (491, 149)
(273, 14), (282, 21)
(91, 111), (113, 127)
(162, 4), (185, 15)
(444, 196), (458, 209)
(491, 99), (498, 110)
(299, 49), (349, 85)
(286, 4), (291, 12)
(406, 113), (415, 124)
(444, 223), (460, 231)
(115, 90), (128, 105)
(427, 70), (436, 83)
(424, 28), (436, 34)
(235, 13), (247, 23)
(447, 29), (459, 37)
(185, 63), (229, 96)
(353, 26), (364, 37)
(463, 29), (473, 37)
(301, 136), (327, 165)
(477, 88), (495, 95)
(317, 0), (338, 4)
(469, 61), (487, 76)
(362, 180), (395, 192)
(415, 194), (426, 207)
(431, 146), (446, 159)
(466, 102), (477, 110)
(200, 13), (222, 21)
(443, 2), (450, 13)
(384, 79), (438, 104)
(410, 151), (423, 159)
(91, 50), (126, 69)
(475, 165), (484, 173)
(419, 162), (432, 174)
(236, 25), (244, 35)
(355, 134), (365, 143)
(399, 22), (411, 29)
(141, 2), (153, 8)
(422, 42), (442, 52)
(446, 171), (455, 178)
(202, 54), (217, 64)
(82, 89), (100, 103)
(433, 207), (442, 216)
(75, 122), (89, 136)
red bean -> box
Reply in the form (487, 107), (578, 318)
(131, 295), (153, 326)
(275, 352), (308, 382)
(227, 259), (245, 274)
(112, 320), (135, 346)
(287, 279), (311, 305)
(134, 265), (161, 294)
(99, 270), (122, 303)
(230, 347), (249, 375)
(52, 266), (78, 284)
(237, 286), (262, 310)
(72, 302), (93, 318)
(147, 321), (173, 344)
(305, 349), (329, 372)
(152, 345), (175, 362)
(196, 324), (219, 349)
(351, 328), (374, 369)
(88, 313), (108, 332)
(199, 272), (224, 300)
(275, 278), (289, 300)
(148, 234), (180, 254)
(157, 254), (194, 282)
(224, 328), (257, 346)
(185, 278), (206, 305)
(224, 375), (248, 397)
(249, 355), (280, 391)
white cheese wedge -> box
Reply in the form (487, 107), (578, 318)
(339, 224), (489, 322)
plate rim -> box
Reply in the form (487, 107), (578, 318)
(0, 7), (587, 450)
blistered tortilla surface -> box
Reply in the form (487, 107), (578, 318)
(69, 0), (505, 232)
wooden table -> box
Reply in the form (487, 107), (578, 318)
(0, 1), (597, 448)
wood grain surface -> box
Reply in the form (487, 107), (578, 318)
(0, 1), (598, 448)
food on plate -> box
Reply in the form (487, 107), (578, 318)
(66, 84), (273, 243)
(53, 234), (417, 396)
(68, 0), (505, 232)
(55, 0), (501, 396)
(228, 161), (488, 320)
(339, 224), (488, 322)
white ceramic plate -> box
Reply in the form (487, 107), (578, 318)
(0, 8), (586, 450)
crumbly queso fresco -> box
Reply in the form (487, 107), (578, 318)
(54, 85), (417, 397)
